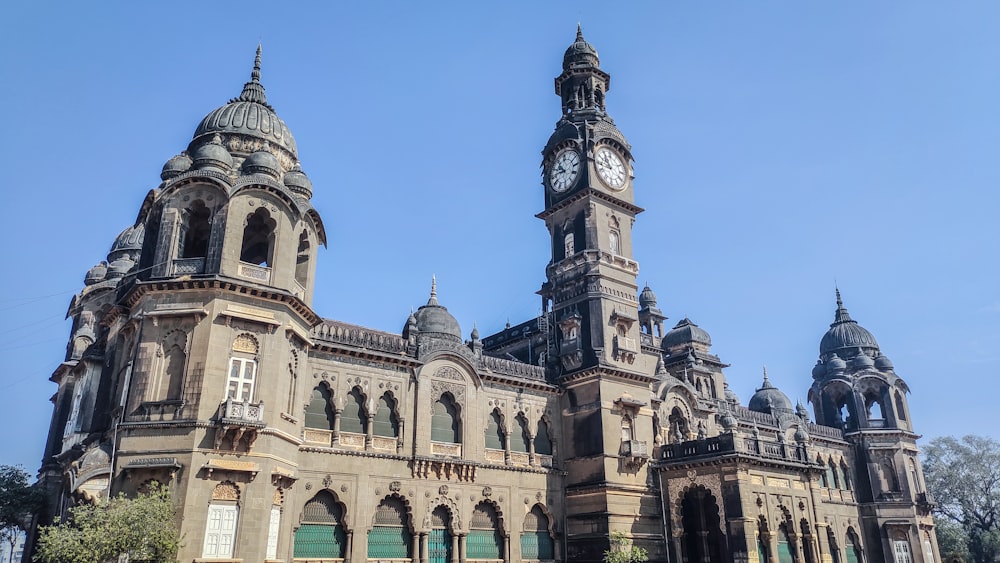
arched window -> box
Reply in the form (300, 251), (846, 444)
(181, 200), (211, 259)
(895, 391), (907, 421)
(373, 392), (399, 438)
(431, 394), (460, 443)
(819, 456), (829, 488)
(467, 502), (502, 560)
(512, 414), (530, 453)
(295, 230), (310, 286)
(485, 410), (504, 450)
(305, 386), (334, 430)
(341, 388), (366, 434)
(564, 232), (575, 259)
(609, 230), (620, 255)
(203, 482), (240, 559)
(829, 459), (840, 489)
(845, 529), (862, 563)
(294, 491), (347, 559)
(777, 523), (794, 563)
(368, 497), (411, 559)
(428, 506), (453, 563)
(521, 505), (554, 560)
(227, 334), (258, 402)
(840, 461), (852, 491)
(534, 418), (553, 455)
(240, 208), (276, 267)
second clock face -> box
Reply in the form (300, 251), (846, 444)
(549, 150), (581, 193)
(595, 147), (627, 190)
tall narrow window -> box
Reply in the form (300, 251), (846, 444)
(266, 491), (282, 560)
(226, 358), (256, 402)
(432, 394), (460, 443)
(521, 505), (553, 560)
(64, 383), (85, 437)
(295, 230), (310, 286)
(512, 414), (530, 453)
(776, 524), (794, 563)
(341, 388), (366, 434)
(368, 497), (412, 559)
(305, 386), (335, 430)
(429, 506), (453, 563)
(240, 208), (276, 266)
(294, 491), (347, 559)
(829, 459), (840, 488)
(485, 410), (504, 450)
(564, 232), (575, 259)
(203, 482), (240, 559)
(895, 391), (907, 421)
(534, 418), (553, 455)
(181, 200), (211, 258)
(845, 530), (862, 563)
(373, 393), (399, 438)
(467, 502), (503, 560)
(609, 230), (620, 255)
(840, 461), (852, 491)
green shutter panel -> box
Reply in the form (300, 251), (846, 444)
(777, 539), (794, 563)
(521, 531), (553, 560)
(293, 524), (346, 558)
(428, 528), (451, 563)
(467, 530), (502, 559)
(368, 526), (411, 559)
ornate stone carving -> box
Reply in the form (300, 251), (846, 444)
(434, 366), (464, 381)
(211, 481), (240, 501)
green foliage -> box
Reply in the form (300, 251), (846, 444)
(0, 465), (43, 532)
(924, 435), (1000, 563)
(34, 484), (180, 563)
(604, 530), (649, 563)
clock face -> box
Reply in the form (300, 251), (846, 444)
(549, 150), (581, 193)
(595, 147), (627, 190)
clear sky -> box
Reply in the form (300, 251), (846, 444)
(1, 2), (997, 473)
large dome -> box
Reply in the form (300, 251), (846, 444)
(413, 278), (462, 341)
(747, 370), (793, 414)
(191, 46), (297, 158)
(820, 290), (879, 357)
(661, 318), (712, 352)
(563, 25), (599, 70)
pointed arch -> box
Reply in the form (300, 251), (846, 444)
(485, 409), (505, 450)
(240, 207), (277, 266)
(341, 386), (367, 434)
(294, 490), (348, 559)
(534, 416), (553, 455)
(468, 501), (504, 560)
(677, 485), (726, 563)
(305, 384), (335, 430)
(180, 199), (212, 259)
(512, 413), (531, 453)
(368, 494), (413, 559)
(373, 391), (400, 438)
(522, 503), (555, 560)
(432, 392), (461, 444)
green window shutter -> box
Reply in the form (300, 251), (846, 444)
(293, 524), (346, 558)
(341, 389), (366, 433)
(429, 528), (452, 563)
(511, 416), (530, 452)
(432, 398), (460, 443)
(373, 393), (399, 437)
(845, 540), (860, 563)
(368, 526), (410, 559)
(305, 386), (334, 429)
(777, 538), (794, 563)
(485, 411), (504, 450)
(467, 530), (502, 560)
(758, 538), (768, 563)
(521, 532), (553, 560)
(534, 419), (553, 455)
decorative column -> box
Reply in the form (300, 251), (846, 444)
(411, 531), (420, 563)
(504, 534), (511, 563)
(504, 431), (512, 465)
(458, 534), (467, 563)
(365, 414), (374, 449)
(451, 534), (460, 563)
(420, 532), (429, 563)
(332, 407), (343, 442)
(345, 531), (353, 563)
(528, 433), (536, 466)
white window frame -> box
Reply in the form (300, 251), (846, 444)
(202, 503), (239, 558)
(63, 384), (85, 437)
(227, 357), (257, 402)
(266, 505), (281, 560)
(893, 539), (912, 563)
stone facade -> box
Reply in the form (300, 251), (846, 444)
(29, 32), (938, 563)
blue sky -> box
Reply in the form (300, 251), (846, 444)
(1, 2), (998, 473)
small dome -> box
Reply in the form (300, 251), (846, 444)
(639, 285), (658, 309)
(793, 425), (809, 443)
(820, 290), (879, 357)
(853, 350), (875, 368)
(413, 278), (462, 341)
(106, 256), (134, 278)
(192, 47), (297, 157)
(242, 147), (281, 179)
(192, 135), (233, 171)
(747, 369), (793, 414)
(720, 410), (736, 432)
(109, 224), (145, 257)
(662, 318), (711, 351)
(723, 382), (740, 405)
(84, 262), (108, 285)
(563, 25), (600, 70)
(827, 354), (847, 372)
(283, 163), (313, 198)
(811, 360), (826, 379)
(161, 153), (192, 180)
(874, 353), (894, 371)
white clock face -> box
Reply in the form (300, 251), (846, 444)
(595, 147), (627, 190)
(549, 150), (581, 193)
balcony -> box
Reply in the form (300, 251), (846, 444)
(620, 439), (649, 470)
(613, 335), (638, 364)
(170, 257), (205, 276)
(238, 261), (271, 284)
(214, 398), (265, 452)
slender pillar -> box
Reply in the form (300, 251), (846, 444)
(411, 532), (420, 562)
(365, 414), (374, 449)
(504, 535), (511, 563)
(458, 534), (467, 563)
(420, 532), (429, 563)
(451, 534), (460, 563)
(345, 531), (353, 563)
(332, 408), (342, 442)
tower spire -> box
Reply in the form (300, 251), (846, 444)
(427, 275), (439, 306)
(236, 44), (271, 109)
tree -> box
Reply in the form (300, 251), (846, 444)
(604, 530), (649, 563)
(923, 435), (1000, 562)
(34, 484), (180, 563)
(0, 465), (43, 563)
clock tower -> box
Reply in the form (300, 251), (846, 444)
(540, 27), (663, 561)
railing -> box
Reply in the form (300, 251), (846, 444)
(431, 441), (462, 457)
(868, 418), (886, 428)
(536, 454), (553, 468)
(662, 434), (736, 460)
(238, 261), (271, 283)
(372, 436), (397, 452)
(617, 336), (638, 353)
(479, 355), (547, 381)
(620, 440), (649, 458)
(312, 321), (409, 354)
(510, 452), (530, 466)
(220, 397), (263, 423)
(171, 257), (205, 275)
(338, 432), (365, 448)
(484, 449), (505, 464)
(303, 428), (333, 445)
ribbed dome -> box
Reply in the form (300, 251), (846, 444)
(874, 353), (894, 371)
(852, 350), (875, 369)
(283, 163), (313, 198)
(84, 262), (108, 285)
(563, 25), (599, 70)
(161, 153), (192, 180)
(192, 46), (297, 158)
(747, 370), (793, 414)
(639, 285), (658, 309)
(192, 135), (233, 171)
(242, 148), (281, 178)
(820, 290), (879, 357)
(662, 318), (712, 351)
(108, 224), (145, 263)
(413, 278), (462, 341)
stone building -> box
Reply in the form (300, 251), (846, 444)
(30, 29), (938, 563)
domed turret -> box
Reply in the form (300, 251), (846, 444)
(874, 353), (894, 371)
(108, 223), (145, 263)
(812, 360), (826, 379)
(242, 146), (281, 179)
(662, 318), (712, 352)
(748, 367), (794, 415)
(852, 349), (875, 369)
(192, 46), (297, 158)
(161, 153), (192, 180)
(413, 277), (462, 342)
(827, 353), (847, 373)
(639, 285), (657, 309)
(820, 289), (879, 358)
(563, 24), (599, 70)
(106, 256), (134, 279)
(192, 134), (233, 172)
(283, 163), (313, 198)
(84, 262), (108, 285)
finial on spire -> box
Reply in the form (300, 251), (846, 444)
(425, 275), (440, 306)
(763, 364), (769, 382)
(252, 44), (262, 82)
(576, 22), (584, 41)
(236, 44), (271, 108)
(835, 286), (843, 308)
